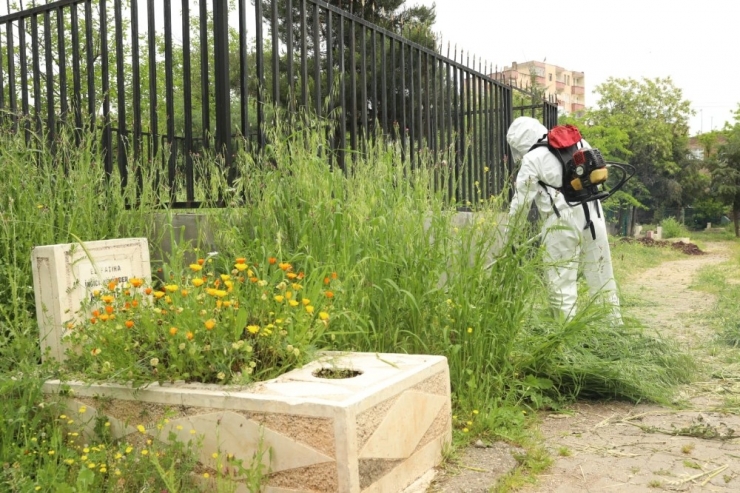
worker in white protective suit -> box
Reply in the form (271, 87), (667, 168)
(506, 116), (621, 323)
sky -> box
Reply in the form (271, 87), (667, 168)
(412, 0), (738, 135)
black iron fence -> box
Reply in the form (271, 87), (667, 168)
(0, 0), (557, 207)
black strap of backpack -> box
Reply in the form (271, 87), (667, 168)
(537, 180), (561, 218)
(582, 202), (596, 240)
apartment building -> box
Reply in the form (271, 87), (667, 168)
(492, 61), (586, 115)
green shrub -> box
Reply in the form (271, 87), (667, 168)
(660, 217), (690, 239)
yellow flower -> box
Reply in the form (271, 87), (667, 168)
(247, 325), (260, 334)
(130, 278), (144, 288)
(190, 429), (197, 435)
(288, 300), (299, 307)
(466, 421), (473, 426)
(153, 291), (165, 299)
(137, 424), (146, 433)
(291, 283), (302, 291)
(81, 455), (88, 461)
(125, 446), (133, 454)
(115, 469), (121, 476)
(467, 327), (473, 333)
(189, 263), (203, 272)
(88, 463), (96, 469)
(101, 295), (115, 304)
(165, 284), (178, 292)
(203, 473), (210, 478)
(83, 447), (90, 453)
(48, 450), (55, 455)
(65, 459), (75, 465)
(462, 428), (469, 433)
(220, 274), (231, 282)
(100, 467), (107, 473)
(305, 305), (315, 314)
(473, 409), (479, 415)
(285, 291), (293, 299)
(176, 425), (183, 430)
(192, 278), (205, 287)
(78, 406), (87, 414)
(319, 311), (330, 321)
(274, 295), (284, 303)
(234, 263), (247, 272)
(169, 326), (178, 336)
(212, 452), (218, 459)
(141, 449), (148, 456)
(302, 298), (310, 306)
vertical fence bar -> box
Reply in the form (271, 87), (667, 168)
(146, 0), (158, 160)
(0, 24), (4, 114)
(417, 47), (423, 164)
(255, 0), (265, 149)
(43, 12), (55, 143)
(424, 52), (431, 162)
(182, 0), (194, 203)
(7, 20), (17, 124)
(70, 6), (81, 132)
(271, 0), (279, 106)
(131, 0), (142, 193)
(326, 9), (333, 116)
(349, 17), (357, 155)
(286, 0), (294, 111)
(338, 14), (346, 168)
(389, 38), (395, 139)
(239, 0), (249, 142)
(371, 29), (377, 135)
(399, 42), (406, 159)
(381, 33), (387, 135)
(300, 0), (308, 110)
(164, 0), (175, 197)
(360, 24), (367, 150)
(56, 8), (67, 118)
(407, 47), (414, 166)
(199, 0), (210, 147)
(213, 0), (233, 177)
(114, 0), (128, 184)
(31, 14), (41, 133)
(100, 0), (112, 176)
(312, 2), (320, 116)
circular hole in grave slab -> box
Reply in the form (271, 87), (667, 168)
(312, 367), (363, 379)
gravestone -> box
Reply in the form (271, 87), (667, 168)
(31, 238), (151, 362)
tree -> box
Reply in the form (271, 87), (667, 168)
(714, 117), (740, 236)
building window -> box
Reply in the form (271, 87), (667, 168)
(548, 73), (552, 81)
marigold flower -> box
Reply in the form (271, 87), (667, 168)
(234, 263), (247, 272)
(130, 278), (144, 288)
(192, 278), (205, 287)
(247, 325), (260, 334)
(141, 450), (148, 456)
(153, 291), (165, 299)
(274, 295), (284, 303)
(108, 280), (118, 291)
(319, 311), (330, 321)
(268, 257), (277, 265)
(145, 287), (152, 295)
(278, 262), (291, 271)
(165, 284), (178, 292)
(305, 305), (315, 314)
(124, 301), (131, 310)
(105, 305), (114, 314)
(323, 277), (330, 285)
(325, 291), (334, 299)
(190, 263), (203, 272)
(287, 272), (297, 280)
(99, 314), (109, 322)
(137, 424), (146, 433)
(288, 300), (299, 307)
(132, 299), (139, 308)
(197, 258), (205, 265)
(467, 327), (473, 334)
(186, 331), (194, 340)
(124, 320), (134, 329)
(90, 317), (98, 324)
(204, 319), (216, 330)
(91, 309), (100, 317)
(331, 272), (338, 279)
(220, 274), (231, 282)
(78, 406), (87, 413)
(169, 327), (178, 336)
(302, 298), (311, 306)
(285, 291), (293, 300)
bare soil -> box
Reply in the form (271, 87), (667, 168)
(431, 242), (740, 492)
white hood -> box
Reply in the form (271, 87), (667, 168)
(506, 116), (548, 162)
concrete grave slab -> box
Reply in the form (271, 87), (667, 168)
(44, 352), (451, 493)
(31, 238), (151, 362)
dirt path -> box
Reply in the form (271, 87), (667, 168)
(431, 242), (740, 493)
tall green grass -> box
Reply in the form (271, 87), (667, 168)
(0, 118), (697, 490)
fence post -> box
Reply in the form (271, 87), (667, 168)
(213, 0), (233, 180)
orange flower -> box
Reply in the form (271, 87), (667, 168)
(145, 287), (153, 295)
(286, 273), (297, 280)
(90, 317), (98, 324)
(169, 327), (178, 336)
(108, 280), (118, 291)
(197, 258), (205, 265)
(100, 314), (109, 322)
(204, 319), (216, 330)
(181, 290), (188, 297)
(91, 309), (100, 318)
(323, 277), (330, 285)
(325, 291), (334, 299)
(297, 272), (305, 279)
(186, 331), (194, 340)
(132, 300), (139, 308)
(130, 278), (144, 288)
(192, 278), (205, 287)
(279, 262), (291, 271)
(124, 302), (131, 310)
(235, 257), (246, 264)
(104, 305), (114, 315)
(125, 320), (134, 329)
(249, 277), (258, 283)
(124, 290), (131, 296)
(101, 295), (114, 304)
(331, 272), (338, 279)
(153, 291), (165, 299)
(268, 257), (277, 265)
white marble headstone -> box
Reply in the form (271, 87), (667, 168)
(31, 238), (151, 362)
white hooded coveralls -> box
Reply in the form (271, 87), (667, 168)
(506, 116), (621, 322)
